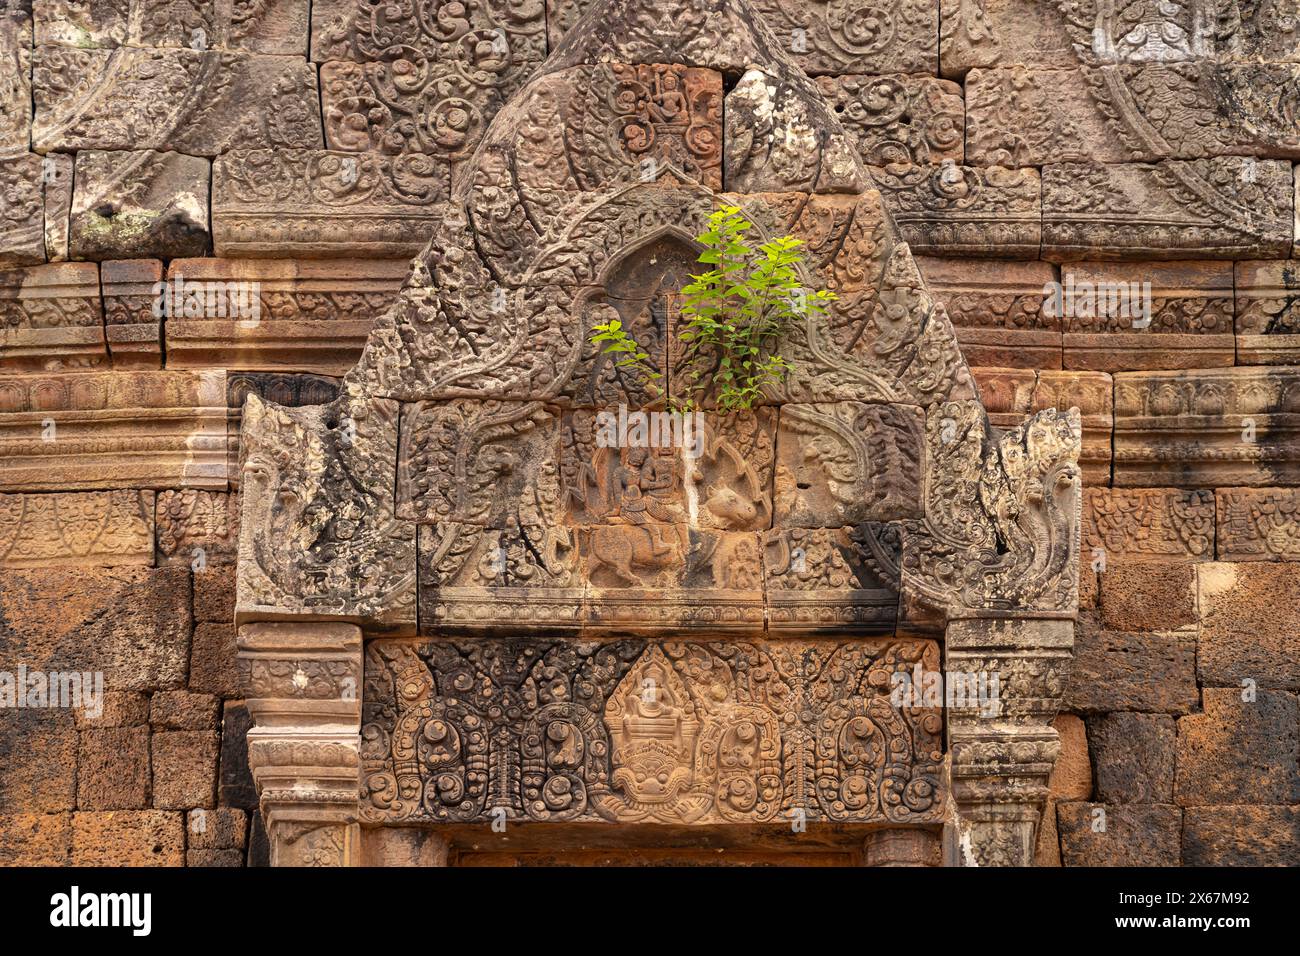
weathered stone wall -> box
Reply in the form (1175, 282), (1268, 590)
(2, 0), (1298, 865)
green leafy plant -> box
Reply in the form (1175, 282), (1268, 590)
(586, 206), (834, 412)
(588, 314), (663, 397)
(678, 205), (835, 412)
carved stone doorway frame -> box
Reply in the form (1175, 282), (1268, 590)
(232, 0), (1082, 867)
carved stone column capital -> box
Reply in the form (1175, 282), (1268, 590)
(237, 621), (363, 866)
(862, 829), (941, 866)
(944, 616), (1073, 866)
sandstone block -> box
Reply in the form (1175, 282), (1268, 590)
(76, 726), (151, 810)
(34, 0), (308, 53)
(1049, 714), (1092, 801)
(1058, 261), (1235, 371)
(1175, 688), (1300, 806)
(1064, 621), (1199, 714)
(1100, 562), (1197, 631)
(41, 153), (73, 262)
(869, 164), (1041, 257)
(317, 0), (547, 63)
(0, 154), (43, 267)
(0, 10), (31, 156)
(213, 149), (448, 258)
(1114, 367), (1300, 487)
(1088, 713), (1176, 804)
(156, 491), (239, 570)
(1085, 488), (1215, 563)
(915, 258), (1060, 369)
(1057, 802), (1181, 866)
(0, 263), (106, 371)
(149, 691), (220, 731)
(1, 153), (72, 267)
(967, 66), (1131, 165)
(0, 490), (154, 568)
(763, 524), (901, 633)
(1235, 260), (1300, 364)
(151, 731), (218, 809)
(320, 56), (542, 171)
(969, 65), (1300, 166)
(0, 709), (78, 811)
(1183, 806), (1300, 866)
(939, 0), (1077, 75)
(190, 623), (240, 699)
(1197, 562), (1300, 689)
(748, 0), (937, 75)
(0, 566), (191, 692)
(1043, 159), (1293, 261)
(0, 370), (228, 491)
(101, 259), (162, 367)
(69, 150), (211, 261)
(943, 0), (1300, 73)
(163, 258), (405, 374)
(71, 810), (184, 866)
(1216, 488), (1300, 560)
(0, 812), (71, 865)
(726, 70), (865, 194)
(816, 75), (963, 167)
(774, 403), (923, 527)
(33, 48), (320, 155)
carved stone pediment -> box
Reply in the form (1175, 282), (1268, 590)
(235, 0), (1082, 866)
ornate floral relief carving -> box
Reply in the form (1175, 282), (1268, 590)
(361, 637), (944, 825)
(817, 74), (964, 168)
(398, 399), (562, 526)
(763, 523), (902, 630)
(748, 0), (937, 75)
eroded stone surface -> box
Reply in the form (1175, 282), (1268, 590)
(35, 0), (309, 52)
(70, 150), (211, 261)
(0, 370), (228, 490)
(1042, 159), (1293, 261)
(32, 48), (320, 155)
(1114, 368), (1300, 487)
(0, 490), (153, 567)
